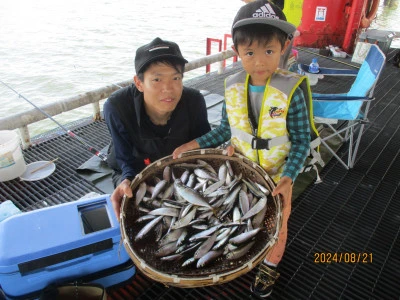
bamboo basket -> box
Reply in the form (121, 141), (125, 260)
(120, 148), (282, 288)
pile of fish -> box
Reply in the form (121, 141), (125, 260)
(132, 159), (271, 269)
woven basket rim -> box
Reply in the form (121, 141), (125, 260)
(120, 148), (282, 287)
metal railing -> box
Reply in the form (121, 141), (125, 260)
(0, 49), (236, 148)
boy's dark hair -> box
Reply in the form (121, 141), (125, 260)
(137, 57), (185, 81)
(233, 23), (288, 50)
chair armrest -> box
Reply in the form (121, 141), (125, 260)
(312, 95), (374, 101)
(298, 63), (358, 76)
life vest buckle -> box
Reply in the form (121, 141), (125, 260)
(251, 137), (271, 150)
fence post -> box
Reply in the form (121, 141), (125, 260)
(223, 34), (237, 68)
(206, 38), (222, 73)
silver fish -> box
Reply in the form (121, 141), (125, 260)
(256, 182), (270, 196)
(194, 168), (219, 182)
(225, 160), (234, 177)
(151, 179), (168, 199)
(177, 241), (202, 254)
(180, 170), (190, 184)
(216, 227), (232, 241)
(239, 189), (250, 215)
(189, 224), (222, 242)
(163, 166), (171, 183)
(243, 179), (265, 198)
(226, 241), (255, 260)
(240, 197), (267, 221)
(180, 203), (194, 218)
(138, 206), (150, 213)
(176, 229), (188, 246)
(197, 159), (217, 175)
(247, 219), (253, 232)
(135, 215), (163, 241)
(136, 214), (157, 223)
(159, 228), (184, 246)
(161, 183), (174, 199)
(174, 179), (213, 210)
(160, 253), (183, 261)
(196, 250), (223, 268)
(194, 232), (218, 259)
(154, 223), (164, 242)
(194, 180), (208, 192)
(155, 242), (178, 257)
(135, 182), (147, 206)
(149, 207), (180, 217)
(222, 185), (242, 206)
(203, 180), (225, 196)
(170, 206), (197, 229)
(252, 204), (267, 229)
(182, 257), (196, 267)
(212, 235), (230, 250)
(233, 206), (241, 222)
(186, 173), (196, 188)
(191, 224), (209, 230)
(218, 163), (227, 181)
(229, 228), (261, 245)
(206, 187), (230, 198)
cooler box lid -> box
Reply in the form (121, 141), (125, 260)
(0, 195), (120, 274)
(359, 29), (395, 42)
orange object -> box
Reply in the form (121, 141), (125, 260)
(360, 0), (380, 28)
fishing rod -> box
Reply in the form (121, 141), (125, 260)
(0, 80), (108, 162)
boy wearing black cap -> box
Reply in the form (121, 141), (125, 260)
(174, 1), (313, 297)
(104, 37), (212, 220)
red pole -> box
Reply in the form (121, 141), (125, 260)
(206, 38), (222, 73)
(223, 34), (237, 68)
(342, 0), (366, 53)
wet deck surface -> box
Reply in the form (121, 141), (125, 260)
(1, 47), (400, 299)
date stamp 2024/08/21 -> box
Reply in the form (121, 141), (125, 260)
(314, 252), (373, 264)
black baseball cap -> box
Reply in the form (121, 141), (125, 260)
(232, 0), (296, 36)
(134, 37), (188, 74)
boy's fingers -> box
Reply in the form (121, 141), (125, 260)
(226, 145), (235, 157)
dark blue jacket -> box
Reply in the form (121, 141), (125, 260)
(104, 84), (210, 182)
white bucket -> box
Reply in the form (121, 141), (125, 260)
(0, 130), (27, 182)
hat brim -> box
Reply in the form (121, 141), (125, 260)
(233, 18), (296, 35)
(137, 54), (188, 74)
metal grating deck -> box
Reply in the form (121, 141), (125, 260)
(1, 48), (400, 299)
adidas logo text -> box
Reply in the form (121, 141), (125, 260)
(252, 3), (280, 19)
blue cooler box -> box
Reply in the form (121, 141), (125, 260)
(0, 195), (135, 299)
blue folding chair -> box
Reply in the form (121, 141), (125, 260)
(298, 44), (386, 169)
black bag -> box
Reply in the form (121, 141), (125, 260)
(392, 50), (400, 68)
(40, 283), (107, 300)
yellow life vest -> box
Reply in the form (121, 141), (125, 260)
(225, 69), (315, 182)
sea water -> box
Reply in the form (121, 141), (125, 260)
(0, 0), (399, 137)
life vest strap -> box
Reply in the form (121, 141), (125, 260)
(230, 127), (289, 150)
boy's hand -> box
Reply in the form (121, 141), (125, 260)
(172, 140), (200, 159)
(226, 145), (235, 156)
(272, 176), (293, 208)
(111, 178), (132, 222)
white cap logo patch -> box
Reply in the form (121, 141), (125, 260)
(252, 3), (280, 19)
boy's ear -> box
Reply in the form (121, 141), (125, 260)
(281, 39), (291, 55)
(231, 45), (239, 55)
(134, 75), (144, 92)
